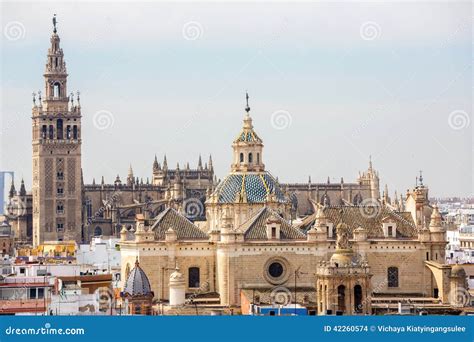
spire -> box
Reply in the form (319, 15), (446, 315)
(383, 184), (389, 203)
(208, 155), (213, 171)
(8, 179), (16, 199)
(43, 14), (68, 111)
(153, 154), (159, 171)
(419, 170), (424, 187)
(163, 154), (168, 171)
(92, 178), (96, 186)
(127, 164), (134, 186)
(19, 178), (26, 197)
(198, 155), (203, 170)
(369, 155), (373, 171)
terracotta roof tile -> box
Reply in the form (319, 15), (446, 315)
(238, 207), (306, 240)
(151, 208), (208, 240)
(297, 205), (417, 238)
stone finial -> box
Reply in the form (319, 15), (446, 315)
(120, 226), (128, 241)
(429, 204), (443, 232)
(165, 227), (177, 242)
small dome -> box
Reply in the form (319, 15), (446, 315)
(330, 250), (356, 267)
(451, 264), (466, 277)
(0, 221), (11, 236)
(124, 259), (152, 296)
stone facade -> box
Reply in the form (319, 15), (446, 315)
(31, 26), (82, 245)
(118, 105), (466, 314)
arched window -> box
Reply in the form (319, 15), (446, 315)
(48, 125), (54, 139)
(387, 267), (399, 287)
(94, 226), (102, 236)
(85, 199), (92, 219)
(42, 125), (47, 139)
(73, 125), (78, 139)
(248, 153), (253, 163)
(188, 267), (200, 288)
(354, 285), (363, 313)
(57, 119), (63, 140)
(56, 202), (64, 214)
(257, 153), (260, 164)
(53, 82), (60, 98)
(337, 285), (346, 312)
(66, 125), (71, 139)
(239, 153), (244, 163)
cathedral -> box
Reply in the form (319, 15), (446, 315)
(6, 18), (469, 315)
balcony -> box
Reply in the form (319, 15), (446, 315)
(0, 298), (51, 314)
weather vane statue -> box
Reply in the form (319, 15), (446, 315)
(52, 14), (57, 33)
(245, 91), (250, 113)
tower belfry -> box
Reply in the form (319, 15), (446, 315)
(32, 16), (83, 245)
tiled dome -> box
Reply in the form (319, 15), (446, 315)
(213, 171), (288, 204)
(124, 259), (152, 296)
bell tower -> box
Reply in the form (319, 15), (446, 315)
(32, 15), (83, 245)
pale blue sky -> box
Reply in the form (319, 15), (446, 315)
(1, 1), (472, 197)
